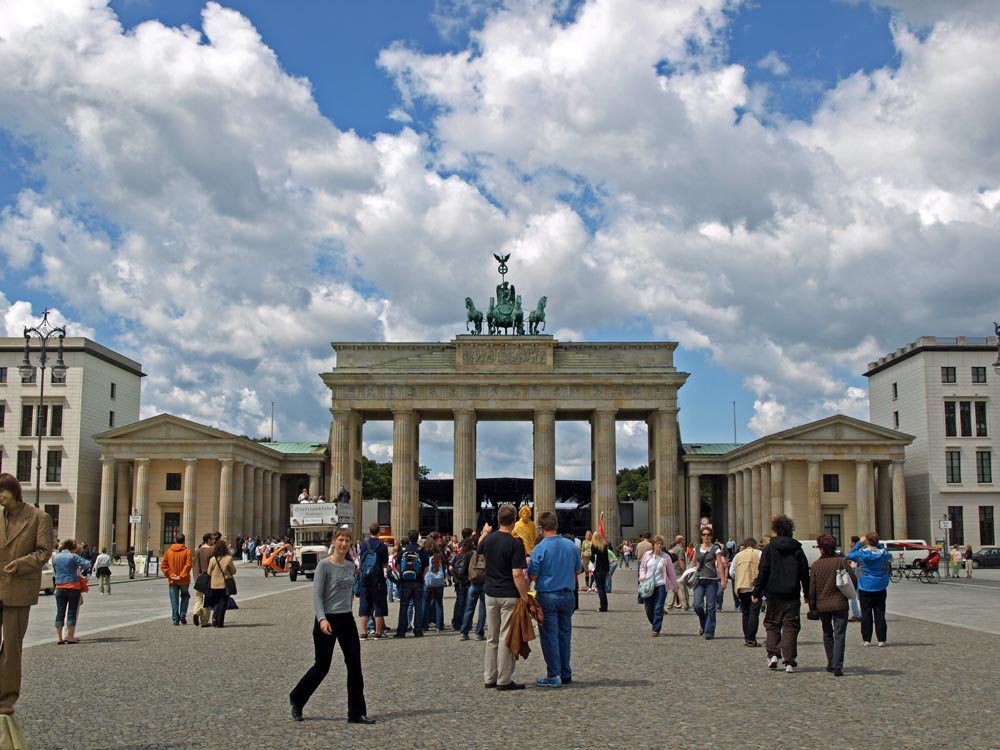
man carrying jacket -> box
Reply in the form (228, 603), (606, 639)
(161, 534), (193, 626)
(752, 515), (810, 673)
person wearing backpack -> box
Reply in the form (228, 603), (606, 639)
(450, 528), (473, 631)
(460, 535), (487, 640)
(393, 530), (429, 638)
(424, 551), (448, 631)
(357, 522), (389, 640)
(751, 515), (810, 672)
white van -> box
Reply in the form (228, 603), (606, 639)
(881, 539), (930, 567)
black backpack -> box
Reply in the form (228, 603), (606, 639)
(400, 549), (422, 582)
(452, 551), (470, 585)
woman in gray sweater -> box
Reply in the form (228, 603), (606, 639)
(289, 528), (374, 724)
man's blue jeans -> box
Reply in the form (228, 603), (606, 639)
(396, 581), (424, 636)
(693, 578), (721, 638)
(643, 584), (668, 633)
(168, 584), (190, 624)
(462, 581), (486, 637)
(452, 584), (469, 630)
(536, 590), (575, 680)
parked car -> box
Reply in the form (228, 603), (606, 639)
(971, 547), (1000, 568)
(40, 562), (55, 595)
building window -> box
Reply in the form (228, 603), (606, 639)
(977, 451), (992, 483)
(51, 367), (66, 384)
(165, 473), (182, 491)
(822, 474), (840, 492)
(823, 514), (843, 547)
(108, 411), (115, 428)
(946, 451), (962, 483)
(35, 405), (47, 437)
(941, 366), (956, 383)
(972, 366), (987, 384)
(945, 401), (957, 437)
(50, 404), (63, 437)
(0, 403), (5, 430)
(110, 382), (116, 399)
(948, 506), (964, 545)
(44, 504), (60, 539)
(162, 512), (181, 545)
(980, 506), (996, 546)
(19, 405), (33, 437)
(891, 382), (898, 400)
(975, 401), (988, 437)
(20, 367), (36, 384)
(893, 411), (899, 429)
(16, 450), (32, 483)
(960, 401), (972, 437)
(46, 450), (62, 483)
(0, 366), (6, 384)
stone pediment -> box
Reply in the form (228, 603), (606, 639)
(769, 415), (913, 445)
(94, 413), (238, 444)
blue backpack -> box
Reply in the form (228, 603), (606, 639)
(359, 541), (381, 585)
(400, 549), (422, 582)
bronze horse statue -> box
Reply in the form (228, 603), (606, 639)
(465, 297), (484, 335)
(528, 296), (547, 334)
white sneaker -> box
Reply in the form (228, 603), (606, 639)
(877, 641), (887, 647)
(785, 664), (795, 673)
(862, 641), (872, 647)
(768, 655), (779, 669)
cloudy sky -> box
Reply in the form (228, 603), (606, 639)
(1, 0), (998, 479)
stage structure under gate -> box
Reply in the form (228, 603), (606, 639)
(321, 337), (689, 543)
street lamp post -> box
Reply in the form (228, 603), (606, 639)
(18, 310), (67, 508)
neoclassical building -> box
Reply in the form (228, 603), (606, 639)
(93, 414), (326, 553)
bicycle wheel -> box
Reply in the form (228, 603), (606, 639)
(889, 567), (902, 583)
(925, 569), (940, 584)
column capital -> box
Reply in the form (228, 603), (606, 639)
(219, 457), (234, 466)
(100, 456), (116, 466)
(807, 458), (821, 465)
(330, 407), (352, 417)
(657, 406), (679, 417)
(453, 407), (477, 417)
(768, 458), (785, 465)
(892, 458), (905, 466)
(533, 407), (556, 416)
(134, 457), (150, 466)
(183, 457), (198, 465)
(855, 458), (871, 466)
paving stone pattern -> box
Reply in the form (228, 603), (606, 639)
(19, 574), (999, 750)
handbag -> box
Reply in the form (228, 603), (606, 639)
(78, 573), (90, 593)
(835, 559), (856, 599)
(194, 572), (211, 595)
(215, 556), (238, 596)
(637, 555), (660, 599)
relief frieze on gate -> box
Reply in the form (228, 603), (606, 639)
(331, 383), (666, 402)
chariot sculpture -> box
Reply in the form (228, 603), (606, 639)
(462, 253), (547, 336)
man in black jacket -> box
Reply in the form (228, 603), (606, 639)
(752, 515), (810, 673)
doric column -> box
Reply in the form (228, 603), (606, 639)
(891, 460), (907, 538)
(726, 474), (746, 543)
(454, 409), (478, 536)
(134, 458), (150, 554)
(650, 407), (679, 536)
(253, 466), (264, 537)
(807, 460), (821, 538)
(742, 469), (752, 540)
(751, 465), (762, 540)
(856, 460), (871, 534)
(391, 410), (416, 539)
(532, 408), (556, 522)
(252, 466), (264, 535)
(270, 472), (282, 538)
(876, 462), (892, 536)
(591, 409), (618, 543)
(217, 459), (234, 539)
(733, 472), (744, 541)
(687, 473), (701, 542)
(769, 460), (784, 522)
(646, 414), (658, 534)
(182, 458), (198, 540)
(329, 408), (351, 498)
(760, 463), (771, 537)
(228, 462), (243, 540)
(262, 470), (272, 538)
(243, 464), (263, 536)
(308, 472), (320, 499)
(98, 458), (116, 553)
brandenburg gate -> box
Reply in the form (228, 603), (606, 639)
(322, 336), (688, 543)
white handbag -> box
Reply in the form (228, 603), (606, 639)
(835, 560), (857, 599)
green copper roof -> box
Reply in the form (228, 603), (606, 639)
(260, 442), (327, 455)
(682, 443), (743, 455)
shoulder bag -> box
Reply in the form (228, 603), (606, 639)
(637, 555), (660, 599)
(215, 556), (238, 596)
(835, 558), (856, 599)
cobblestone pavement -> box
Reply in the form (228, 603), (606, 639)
(18, 570), (1000, 750)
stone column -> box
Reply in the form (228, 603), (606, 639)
(227, 462), (242, 540)
(182, 458), (198, 540)
(876, 462), (892, 536)
(252, 466), (264, 535)
(807, 460), (821, 538)
(134, 458), (150, 554)
(646, 414), (658, 534)
(591, 409), (618, 543)
(760, 463), (771, 537)
(726, 475), (736, 544)
(391, 410), (416, 539)
(454, 409), (477, 536)
(308, 472), (320, 499)
(750, 465), (762, 540)
(98, 458), (116, 553)
(856, 460), (871, 533)
(891, 460), (907, 538)
(217, 459), (234, 539)
(262, 470), (272, 538)
(687, 473), (701, 542)
(769, 460), (784, 522)
(742, 469), (753, 541)
(243, 464), (256, 536)
(270, 472), (282, 538)
(329, 408), (351, 500)
(733, 472), (744, 541)
(532, 408), (556, 521)
(253, 466), (264, 537)
(651, 407), (679, 536)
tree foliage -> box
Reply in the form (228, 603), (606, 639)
(362, 456), (431, 499)
(617, 465), (648, 502)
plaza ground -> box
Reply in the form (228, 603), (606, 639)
(19, 564), (1000, 750)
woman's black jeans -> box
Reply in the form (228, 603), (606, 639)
(858, 588), (888, 643)
(290, 613), (367, 720)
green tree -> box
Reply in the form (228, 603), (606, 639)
(616, 465), (648, 502)
(360, 458), (432, 499)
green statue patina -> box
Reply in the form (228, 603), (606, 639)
(463, 253), (546, 336)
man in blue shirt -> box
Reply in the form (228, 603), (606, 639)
(393, 530), (429, 638)
(528, 511), (581, 687)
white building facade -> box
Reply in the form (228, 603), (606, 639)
(866, 336), (999, 547)
(0, 337), (143, 545)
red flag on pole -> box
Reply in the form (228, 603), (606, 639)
(598, 511), (605, 538)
